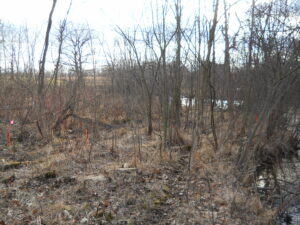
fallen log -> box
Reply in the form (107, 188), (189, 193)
(70, 114), (112, 129)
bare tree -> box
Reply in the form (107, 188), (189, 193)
(37, 0), (57, 138)
(52, 0), (73, 88)
(151, 0), (174, 152)
(52, 24), (92, 136)
(203, 0), (220, 152)
(118, 26), (160, 135)
(237, 0), (300, 172)
(171, 0), (183, 127)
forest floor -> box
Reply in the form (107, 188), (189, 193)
(0, 117), (276, 225)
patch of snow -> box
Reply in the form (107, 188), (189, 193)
(180, 96), (243, 109)
(80, 217), (88, 224)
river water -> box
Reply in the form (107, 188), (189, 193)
(257, 160), (300, 225)
(180, 96), (299, 223)
(276, 161), (300, 225)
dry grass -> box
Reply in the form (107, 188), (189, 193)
(0, 90), (281, 225)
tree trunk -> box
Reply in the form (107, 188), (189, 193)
(147, 98), (153, 136)
(37, 0), (57, 138)
(172, 0), (182, 128)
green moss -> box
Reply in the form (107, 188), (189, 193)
(104, 212), (114, 222)
(44, 170), (57, 179)
(94, 210), (104, 218)
(162, 184), (171, 193)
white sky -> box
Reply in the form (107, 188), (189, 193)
(0, 0), (273, 70)
(0, 0), (278, 38)
(0, 0), (257, 30)
(0, 0), (148, 31)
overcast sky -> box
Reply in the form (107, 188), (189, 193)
(0, 0), (261, 30)
(0, 0), (273, 70)
(0, 0), (150, 30)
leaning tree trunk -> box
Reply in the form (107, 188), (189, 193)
(37, 0), (57, 138)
